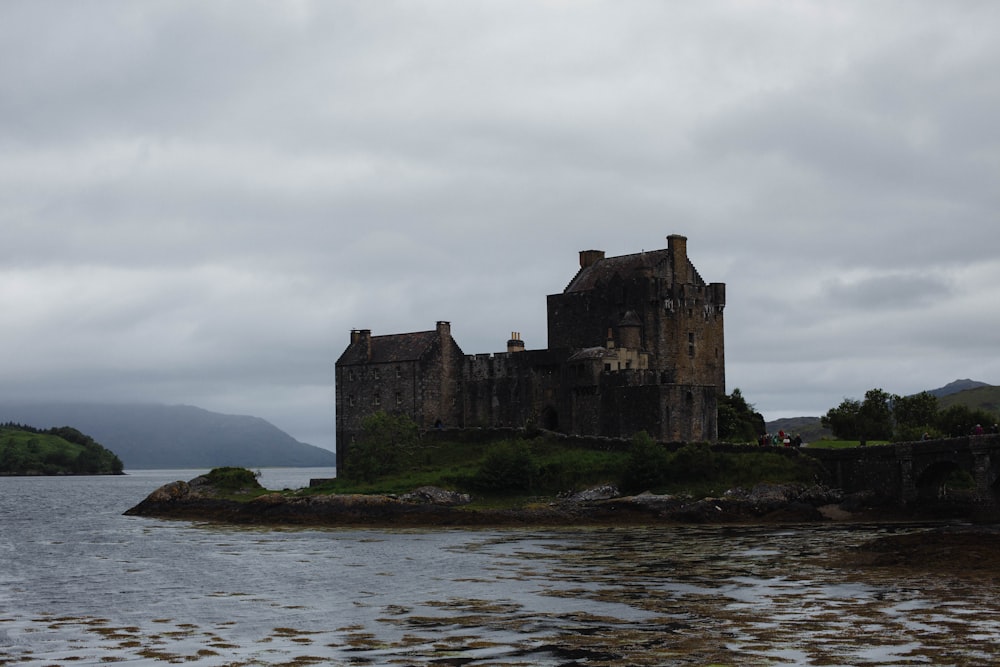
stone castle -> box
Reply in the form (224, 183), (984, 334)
(335, 234), (725, 469)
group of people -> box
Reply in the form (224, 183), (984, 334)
(971, 423), (1000, 436)
(758, 430), (803, 447)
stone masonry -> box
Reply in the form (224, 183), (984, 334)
(335, 234), (726, 470)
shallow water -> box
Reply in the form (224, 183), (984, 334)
(2, 470), (999, 665)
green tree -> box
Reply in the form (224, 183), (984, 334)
(857, 388), (894, 443)
(342, 411), (420, 482)
(821, 388), (895, 444)
(821, 397), (862, 439)
(893, 391), (939, 441)
(936, 405), (998, 438)
(717, 388), (765, 443)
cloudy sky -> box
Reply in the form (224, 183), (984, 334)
(2, 1), (998, 451)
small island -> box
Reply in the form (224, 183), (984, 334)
(0, 423), (124, 475)
(124, 420), (918, 527)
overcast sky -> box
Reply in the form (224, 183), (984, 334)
(2, 1), (998, 451)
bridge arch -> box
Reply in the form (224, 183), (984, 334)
(914, 459), (972, 500)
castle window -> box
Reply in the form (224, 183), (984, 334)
(373, 394), (381, 407)
(348, 394), (355, 407)
(604, 363), (611, 372)
(347, 370), (355, 382)
(688, 332), (695, 357)
(395, 391), (402, 407)
(395, 366), (402, 379)
(373, 368), (380, 380)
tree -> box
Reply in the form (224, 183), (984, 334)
(821, 388), (895, 444)
(936, 405), (997, 438)
(717, 388), (765, 443)
(821, 398), (862, 440)
(342, 411), (420, 483)
(893, 391), (939, 441)
(857, 388), (894, 443)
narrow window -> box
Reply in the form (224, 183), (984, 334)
(395, 391), (402, 407)
(373, 394), (381, 407)
(688, 332), (695, 357)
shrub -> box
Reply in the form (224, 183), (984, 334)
(204, 467), (262, 491)
(620, 431), (670, 493)
(471, 441), (537, 492)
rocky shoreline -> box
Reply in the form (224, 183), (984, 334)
(123, 474), (951, 527)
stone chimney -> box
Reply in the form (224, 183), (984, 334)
(667, 234), (688, 281)
(507, 332), (525, 353)
(579, 250), (605, 269)
(351, 329), (372, 360)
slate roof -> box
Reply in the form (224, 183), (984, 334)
(337, 330), (439, 365)
(564, 249), (669, 293)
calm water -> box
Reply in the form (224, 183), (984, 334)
(2, 469), (1000, 666)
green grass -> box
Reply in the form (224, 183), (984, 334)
(300, 434), (822, 502)
(805, 439), (891, 449)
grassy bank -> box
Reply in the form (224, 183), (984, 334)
(305, 432), (824, 505)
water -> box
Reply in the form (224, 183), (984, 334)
(2, 470), (1000, 665)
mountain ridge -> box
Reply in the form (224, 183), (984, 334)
(0, 402), (335, 470)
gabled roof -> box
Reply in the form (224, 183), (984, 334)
(563, 249), (668, 293)
(337, 330), (439, 366)
(563, 247), (705, 293)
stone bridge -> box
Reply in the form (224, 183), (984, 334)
(803, 434), (1000, 507)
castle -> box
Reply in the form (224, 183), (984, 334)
(335, 234), (725, 469)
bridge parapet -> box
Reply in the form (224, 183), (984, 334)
(803, 434), (1000, 506)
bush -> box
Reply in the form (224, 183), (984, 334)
(471, 441), (537, 492)
(204, 467), (262, 491)
(620, 431), (670, 493)
(668, 443), (718, 482)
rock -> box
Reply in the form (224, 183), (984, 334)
(560, 484), (620, 502)
(400, 486), (471, 505)
(144, 480), (191, 502)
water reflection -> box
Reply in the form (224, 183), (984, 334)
(2, 473), (999, 665)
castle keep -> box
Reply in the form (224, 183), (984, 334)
(335, 234), (725, 469)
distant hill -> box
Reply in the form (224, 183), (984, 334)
(938, 385), (1000, 417)
(926, 379), (992, 398)
(765, 379), (998, 443)
(0, 403), (336, 470)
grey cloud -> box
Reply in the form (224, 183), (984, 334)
(2, 1), (999, 450)
(823, 272), (954, 310)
